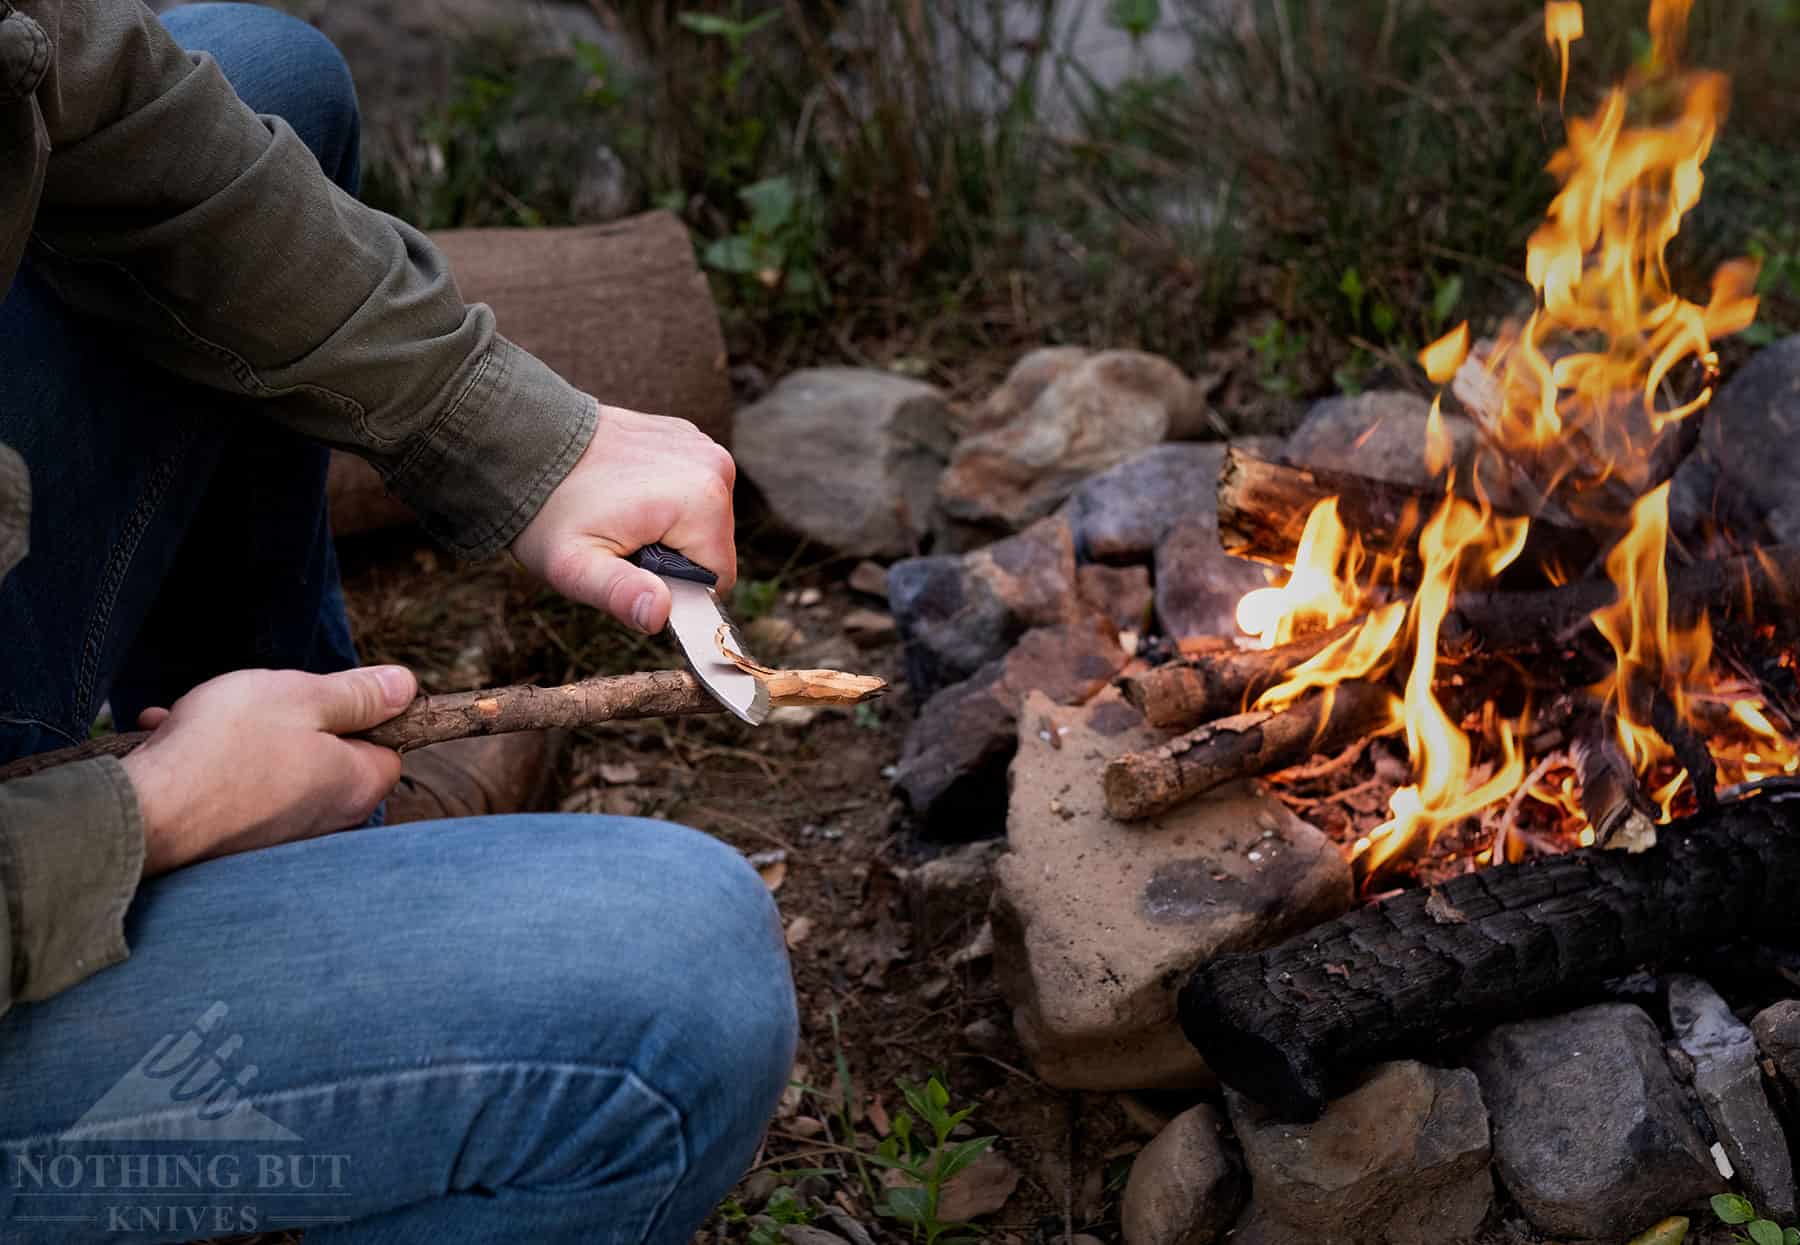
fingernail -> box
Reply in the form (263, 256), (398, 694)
(632, 591), (656, 633)
(376, 666), (413, 707)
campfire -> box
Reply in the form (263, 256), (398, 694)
(1071, 0), (1800, 1121)
(1109, 0), (1793, 894)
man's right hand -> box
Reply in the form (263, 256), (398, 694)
(120, 666), (418, 877)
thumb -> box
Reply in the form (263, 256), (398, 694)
(549, 546), (673, 634)
(307, 665), (418, 736)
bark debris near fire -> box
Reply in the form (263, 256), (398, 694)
(1179, 791), (1800, 1121)
(0, 666), (888, 781)
(1102, 680), (1398, 821)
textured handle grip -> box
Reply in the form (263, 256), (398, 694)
(629, 542), (719, 587)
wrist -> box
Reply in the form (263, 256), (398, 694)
(120, 746), (186, 875)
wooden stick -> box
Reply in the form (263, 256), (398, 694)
(1118, 627), (1354, 730)
(1217, 448), (1598, 580)
(0, 666), (887, 782)
(1180, 792), (1800, 1120)
(1103, 681), (1398, 821)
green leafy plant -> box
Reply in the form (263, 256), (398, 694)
(719, 1183), (813, 1245)
(678, 7), (780, 97)
(702, 176), (829, 309)
(1108, 0), (1161, 41)
(869, 1075), (998, 1245)
(730, 576), (782, 621)
(1712, 1193), (1800, 1245)
(1248, 317), (1307, 397)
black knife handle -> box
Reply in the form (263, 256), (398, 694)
(629, 542), (719, 587)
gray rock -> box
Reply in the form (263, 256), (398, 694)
(1078, 563), (1154, 631)
(1752, 998), (1800, 1100)
(1065, 443), (1229, 563)
(1153, 515), (1270, 641)
(1121, 1103), (1246, 1245)
(1705, 334), (1800, 544)
(936, 351), (1208, 544)
(1285, 391), (1471, 488)
(1470, 1003), (1723, 1239)
(991, 689), (1352, 1090)
(888, 515), (1084, 695)
(904, 840), (1005, 949)
(894, 615), (1127, 828)
(733, 369), (955, 558)
(1225, 1061), (1492, 1245)
(1668, 975), (1796, 1219)
(960, 347), (1092, 437)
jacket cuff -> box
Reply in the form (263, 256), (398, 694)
(385, 337), (598, 560)
(2, 755), (145, 1002)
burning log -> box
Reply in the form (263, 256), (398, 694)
(1570, 723), (1658, 851)
(1103, 681), (1397, 820)
(1178, 792), (1800, 1120)
(1126, 544), (1800, 738)
(1118, 627), (1353, 729)
(1216, 448), (1599, 579)
(0, 666), (887, 782)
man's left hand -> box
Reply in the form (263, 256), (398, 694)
(511, 403), (738, 634)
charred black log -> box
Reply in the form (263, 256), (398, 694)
(1179, 794), (1800, 1120)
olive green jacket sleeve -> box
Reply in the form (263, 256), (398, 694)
(0, 757), (145, 1017)
(9, 0), (596, 558)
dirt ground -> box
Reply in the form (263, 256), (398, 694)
(334, 512), (1165, 1243)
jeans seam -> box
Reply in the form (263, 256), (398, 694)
(73, 423), (194, 723)
(5, 1059), (692, 1220)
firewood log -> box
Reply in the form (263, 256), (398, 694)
(1118, 627), (1353, 728)
(1179, 793), (1800, 1120)
(1102, 681), (1398, 820)
(1217, 448), (1599, 581)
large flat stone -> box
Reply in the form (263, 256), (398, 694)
(1285, 391), (1473, 488)
(991, 689), (1353, 1091)
(1668, 975), (1796, 1220)
(1470, 1003), (1722, 1239)
(1225, 1061), (1493, 1245)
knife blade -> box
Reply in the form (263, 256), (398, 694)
(629, 543), (769, 725)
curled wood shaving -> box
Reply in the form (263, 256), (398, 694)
(714, 625), (888, 705)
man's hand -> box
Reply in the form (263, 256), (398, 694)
(121, 665), (418, 877)
(511, 403), (738, 634)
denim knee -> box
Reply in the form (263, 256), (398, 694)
(158, 3), (362, 191)
(615, 820), (800, 1111)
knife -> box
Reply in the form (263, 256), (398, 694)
(629, 543), (770, 725)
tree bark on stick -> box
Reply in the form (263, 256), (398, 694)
(0, 667), (886, 782)
(1216, 448), (1598, 579)
(1118, 627), (1353, 729)
(1179, 793), (1800, 1120)
(1103, 680), (1397, 821)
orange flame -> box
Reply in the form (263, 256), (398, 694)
(1231, 0), (1785, 879)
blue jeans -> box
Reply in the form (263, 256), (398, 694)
(0, 7), (798, 1243)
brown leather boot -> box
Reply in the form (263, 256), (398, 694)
(384, 730), (567, 824)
